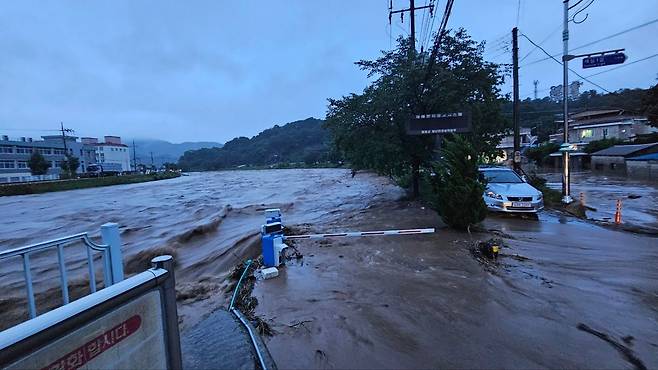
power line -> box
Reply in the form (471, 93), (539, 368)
(585, 52), (658, 78)
(519, 24), (561, 62)
(522, 18), (658, 67)
(519, 32), (611, 93)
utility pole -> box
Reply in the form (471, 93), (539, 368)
(512, 27), (521, 172)
(132, 140), (138, 172)
(389, 0), (434, 53)
(59, 122), (74, 154)
(389, 0), (434, 198)
(561, 0), (573, 203)
(150, 151), (154, 169)
(533, 80), (539, 99)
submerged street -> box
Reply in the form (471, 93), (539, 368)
(1, 169), (656, 368)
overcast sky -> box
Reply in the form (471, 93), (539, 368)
(1, 0), (657, 143)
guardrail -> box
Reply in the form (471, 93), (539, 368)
(0, 255), (182, 370)
(0, 223), (124, 319)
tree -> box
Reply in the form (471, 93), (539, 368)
(643, 83), (658, 128)
(28, 152), (51, 176)
(430, 135), (487, 230)
(60, 154), (80, 178)
(526, 142), (560, 165)
(325, 29), (507, 197)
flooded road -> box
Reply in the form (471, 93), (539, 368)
(254, 202), (658, 369)
(2, 168), (657, 369)
(0, 169), (402, 330)
(542, 171), (658, 230)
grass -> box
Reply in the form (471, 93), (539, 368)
(0, 172), (181, 196)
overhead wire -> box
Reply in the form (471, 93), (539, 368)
(519, 32), (612, 93)
(519, 24), (562, 62)
(521, 18), (658, 68)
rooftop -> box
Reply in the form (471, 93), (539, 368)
(627, 153), (658, 161)
(591, 143), (658, 157)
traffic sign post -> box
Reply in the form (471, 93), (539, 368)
(582, 52), (627, 69)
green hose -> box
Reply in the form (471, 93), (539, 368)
(229, 259), (253, 310)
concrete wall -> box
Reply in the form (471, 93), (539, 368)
(627, 160), (658, 181)
(591, 155), (627, 174)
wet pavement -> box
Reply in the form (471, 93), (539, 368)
(253, 202), (658, 369)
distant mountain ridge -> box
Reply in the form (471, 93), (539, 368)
(178, 117), (332, 171)
(132, 139), (223, 166)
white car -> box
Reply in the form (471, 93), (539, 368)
(479, 167), (544, 213)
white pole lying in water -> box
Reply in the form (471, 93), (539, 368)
(284, 228), (435, 240)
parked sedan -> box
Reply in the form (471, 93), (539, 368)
(479, 167), (544, 213)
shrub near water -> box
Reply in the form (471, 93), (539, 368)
(430, 135), (487, 230)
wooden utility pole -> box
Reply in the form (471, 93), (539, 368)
(132, 140), (138, 172)
(512, 27), (521, 171)
(389, 0), (434, 53)
(60, 122), (74, 154)
(389, 0), (434, 198)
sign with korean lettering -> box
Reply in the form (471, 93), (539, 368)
(7, 291), (166, 370)
(406, 112), (472, 135)
(582, 53), (626, 69)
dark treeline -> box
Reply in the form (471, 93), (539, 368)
(178, 118), (332, 171)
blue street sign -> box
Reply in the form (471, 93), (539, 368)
(582, 53), (627, 69)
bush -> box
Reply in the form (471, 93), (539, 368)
(430, 135), (487, 230)
(526, 142), (560, 165)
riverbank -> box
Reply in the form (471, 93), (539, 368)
(0, 172), (181, 196)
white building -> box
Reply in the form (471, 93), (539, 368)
(82, 136), (132, 172)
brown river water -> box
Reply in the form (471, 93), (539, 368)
(0, 169), (402, 330)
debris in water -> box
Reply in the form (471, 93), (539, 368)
(577, 323), (647, 370)
(255, 267), (279, 280)
(628, 194), (642, 199)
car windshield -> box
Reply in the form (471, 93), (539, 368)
(481, 170), (523, 184)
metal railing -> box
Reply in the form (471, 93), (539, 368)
(0, 223), (124, 320)
(0, 255), (182, 370)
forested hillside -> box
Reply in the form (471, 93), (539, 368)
(177, 118), (331, 170)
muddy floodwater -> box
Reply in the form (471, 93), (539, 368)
(542, 171), (658, 230)
(254, 202), (658, 369)
(1, 168), (657, 369)
(0, 169), (402, 330)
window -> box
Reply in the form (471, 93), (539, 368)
(37, 148), (51, 155)
(580, 129), (593, 139)
(53, 149), (66, 155)
(602, 128), (608, 139)
(480, 169), (523, 184)
(15, 147), (32, 154)
(0, 160), (16, 169)
(0, 146), (13, 154)
(17, 161), (27, 169)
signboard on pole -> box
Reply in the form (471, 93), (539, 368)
(582, 53), (626, 69)
(406, 112), (472, 135)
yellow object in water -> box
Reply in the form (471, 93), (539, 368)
(492, 245), (499, 253)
